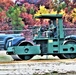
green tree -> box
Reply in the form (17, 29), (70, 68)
(6, 5), (26, 30)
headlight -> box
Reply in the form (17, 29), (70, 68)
(8, 41), (12, 47)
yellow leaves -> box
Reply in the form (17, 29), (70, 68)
(73, 8), (76, 12)
(50, 9), (64, 15)
(39, 5), (45, 10)
(71, 8), (76, 23)
(34, 5), (64, 17)
(71, 8), (76, 17)
(59, 9), (65, 14)
(72, 17), (76, 23)
(34, 5), (49, 16)
(39, 5), (49, 14)
(50, 9), (57, 14)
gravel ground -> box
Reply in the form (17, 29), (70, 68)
(0, 51), (76, 75)
(0, 60), (76, 75)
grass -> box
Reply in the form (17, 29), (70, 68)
(0, 55), (13, 62)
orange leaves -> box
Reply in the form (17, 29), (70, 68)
(0, 10), (11, 31)
(0, 0), (13, 31)
(0, 0), (14, 10)
(0, 11), (6, 22)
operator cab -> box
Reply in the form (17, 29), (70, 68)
(35, 14), (63, 38)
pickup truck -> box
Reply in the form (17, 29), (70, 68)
(0, 34), (25, 50)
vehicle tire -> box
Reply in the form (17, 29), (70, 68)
(18, 41), (34, 60)
(18, 55), (33, 60)
(58, 40), (76, 59)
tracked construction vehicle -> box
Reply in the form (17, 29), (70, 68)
(7, 14), (76, 60)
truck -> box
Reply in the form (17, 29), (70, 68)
(0, 34), (25, 50)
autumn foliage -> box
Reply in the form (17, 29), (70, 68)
(0, 0), (76, 32)
(0, 0), (14, 31)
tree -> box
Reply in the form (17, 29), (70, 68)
(7, 5), (25, 30)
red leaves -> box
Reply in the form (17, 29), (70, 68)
(0, 0), (14, 10)
(0, 11), (6, 22)
(0, 10), (11, 31)
(23, 2), (38, 13)
(21, 12), (34, 25)
(0, 23), (10, 31)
